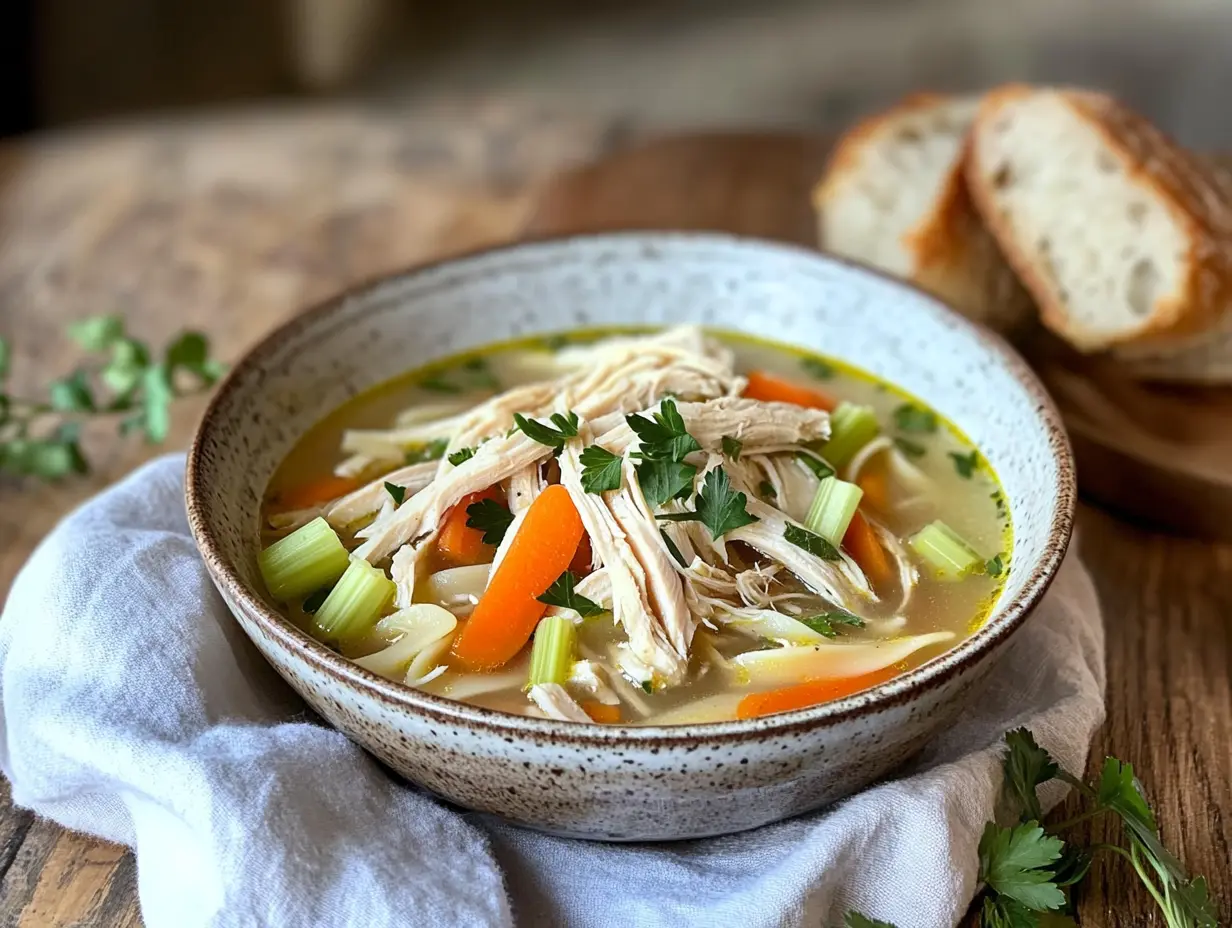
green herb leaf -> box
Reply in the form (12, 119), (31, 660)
(48, 369), (96, 412)
(67, 315), (124, 351)
(0, 336), (10, 380)
(657, 467), (757, 539)
(406, 438), (449, 464)
(801, 357), (835, 380)
(515, 410), (580, 450)
(950, 449), (979, 479)
(784, 522), (840, 561)
(0, 423), (88, 479)
(640, 680), (654, 694)
(661, 529), (688, 568)
(978, 821), (1066, 912)
(626, 398), (700, 462)
(986, 554), (1006, 578)
(638, 458), (697, 509)
(448, 447), (476, 466)
(1003, 728), (1059, 823)
(536, 570), (606, 618)
(543, 333), (570, 352)
(797, 451), (835, 480)
(465, 497), (515, 547)
(893, 403), (938, 433)
(419, 374), (461, 394)
(800, 611), (865, 638)
(140, 364), (174, 443)
(1095, 757), (1185, 882)
(102, 338), (151, 394)
(301, 587), (330, 614)
(893, 436), (926, 459)
(979, 896), (1039, 928)
(164, 332), (224, 386)
(758, 479), (777, 500)
(384, 482), (406, 505)
(721, 435), (743, 461)
(460, 357), (500, 390)
(580, 445), (624, 493)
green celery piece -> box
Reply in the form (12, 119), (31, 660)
(908, 520), (983, 581)
(527, 615), (577, 687)
(312, 558), (396, 644)
(258, 517), (350, 601)
(822, 402), (880, 469)
(805, 476), (864, 545)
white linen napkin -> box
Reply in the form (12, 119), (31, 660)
(0, 455), (1105, 928)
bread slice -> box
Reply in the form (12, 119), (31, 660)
(966, 85), (1232, 353)
(813, 93), (1033, 334)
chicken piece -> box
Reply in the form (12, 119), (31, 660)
(266, 461), (439, 536)
(869, 515), (920, 613)
(527, 683), (592, 722)
(507, 463), (546, 514)
(745, 453), (822, 525)
(567, 660), (621, 706)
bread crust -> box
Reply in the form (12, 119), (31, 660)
(966, 84), (1232, 350)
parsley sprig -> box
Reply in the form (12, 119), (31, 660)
(801, 611), (864, 638)
(0, 315), (224, 480)
(627, 398), (704, 509)
(465, 497), (515, 546)
(658, 467), (758, 539)
(536, 570), (606, 617)
(514, 410), (580, 451)
(579, 445), (623, 493)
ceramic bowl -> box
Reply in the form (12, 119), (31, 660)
(186, 233), (1074, 841)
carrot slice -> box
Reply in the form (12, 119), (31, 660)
(856, 468), (889, 514)
(583, 701), (622, 724)
(743, 370), (837, 411)
(736, 667), (898, 719)
(843, 510), (893, 585)
(568, 533), (593, 577)
(271, 474), (359, 512)
(436, 487), (504, 566)
(451, 485), (584, 671)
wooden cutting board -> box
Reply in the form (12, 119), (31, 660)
(524, 132), (1232, 540)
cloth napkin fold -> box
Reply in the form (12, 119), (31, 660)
(0, 455), (1105, 928)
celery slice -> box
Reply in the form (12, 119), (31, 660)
(822, 402), (880, 469)
(527, 616), (577, 687)
(805, 477), (864, 545)
(909, 520), (983, 581)
(258, 517), (350, 601)
(313, 558), (396, 643)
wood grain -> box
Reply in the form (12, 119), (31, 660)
(0, 110), (1228, 927)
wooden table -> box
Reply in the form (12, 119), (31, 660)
(0, 105), (1227, 926)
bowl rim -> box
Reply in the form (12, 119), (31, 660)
(186, 230), (1075, 744)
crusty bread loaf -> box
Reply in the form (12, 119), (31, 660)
(813, 93), (1033, 334)
(966, 85), (1232, 353)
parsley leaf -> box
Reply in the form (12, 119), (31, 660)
(893, 436), (926, 459)
(797, 450), (835, 480)
(1003, 728), (1059, 822)
(515, 410), (580, 450)
(801, 356), (835, 380)
(950, 449), (979, 479)
(301, 587), (330, 614)
(384, 482), (406, 505)
(48, 369), (96, 413)
(67, 315), (124, 351)
(657, 467), (757, 539)
(465, 497), (515, 546)
(641, 680), (654, 694)
(406, 438), (449, 464)
(661, 529), (689, 568)
(638, 459), (697, 509)
(448, 447), (476, 466)
(758, 479), (778, 499)
(460, 357), (500, 390)
(986, 554), (1006, 578)
(721, 435), (743, 461)
(784, 522), (841, 561)
(627, 398), (700, 462)
(978, 896), (1038, 928)
(893, 403), (938, 433)
(978, 821), (1066, 912)
(536, 570), (606, 617)
(843, 913), (897, 928)
(580, 445), (624, 493)
(801, 611), (865, 638)
(419, 373), (461, 394)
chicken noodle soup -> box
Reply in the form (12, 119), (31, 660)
(259, 327), (1011, 725)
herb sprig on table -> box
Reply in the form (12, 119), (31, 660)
(0, 315), (225, 480)
(842, 729), (1217, 928)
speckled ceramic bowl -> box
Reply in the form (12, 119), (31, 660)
(186, 233), (1074, 841)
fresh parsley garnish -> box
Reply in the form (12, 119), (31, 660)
(384, 482), (406, 505)
(639, 459), (697, 509)
(801, 356), (835, 380)
(1002, 728), (1058, 824)
(464, 497), (515, 546)
(784, 523), (840, 561)
(301, 587), (330, 614)
(661, 529), (689, 568)
(950, 449), (979, 479)
(721, 435), (743, 461)
(801, 611), (865, 638)
(797, 450), (836, 480)
(893, 436), (926, 459)
(978, 821), (1067, 913)
(460, 357), (500, 390)
(514, 410), (580, 450)
(657, 467), (758, 539)
(543, 333), (570, 352)
(579, 445), (624, 493)
(758, 479), (778, 500)
(419, 374), (461, 394)
(406, 438), (449, 464)
(843, 914), (896, 928)
(536, 570), (606, 617)
(893, 403), (938, 433)
(626, 398), (700, 462)
(447, 447), (476, 466)
(986, 554), (1005, 578)
(640, 680), (654, 694)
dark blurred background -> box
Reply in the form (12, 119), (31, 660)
(3, 0), (1232, 144)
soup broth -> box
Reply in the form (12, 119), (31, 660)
(259, 327), (1010, 725)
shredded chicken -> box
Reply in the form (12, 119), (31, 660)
(567, 660), (621, 706)
(267, 461), (439, 536)
(507, 464), (546, 514)
(528, 683), (592, 722)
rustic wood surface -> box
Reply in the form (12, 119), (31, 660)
(0, 113), (1227, 926)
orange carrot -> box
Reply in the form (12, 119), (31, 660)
(568, 533), (593, 577)
(843, 510), (892, 585)
(736, 667), (898, 719)
(271, 474), (359, 512)
(743, 370), (837, 411)
(451, 485), (584, 671)
(436, 487), (504, 566)
(583, 701), (622, 724)
(857, 468), (889, 513)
